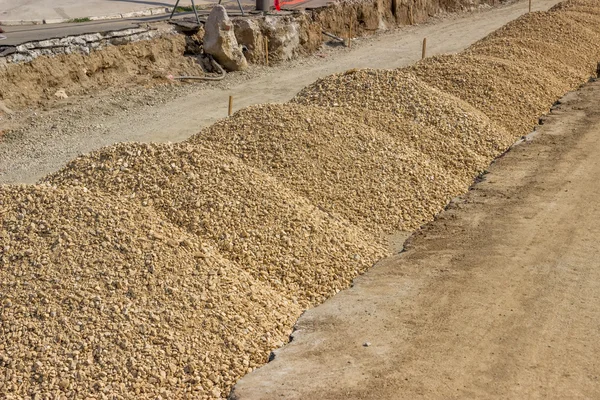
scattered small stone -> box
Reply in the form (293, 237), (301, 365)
(54, 89), (69, 99)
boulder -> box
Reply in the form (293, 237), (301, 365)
(262, 16), (300, 62)
(233, 19), (265, 64)
(203, 5), (248, 71)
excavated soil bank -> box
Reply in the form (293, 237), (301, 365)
(0, 0), (505, 111)
(0, 35), (204, 109)
(2, 0), (600, 399)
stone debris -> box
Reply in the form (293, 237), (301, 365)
(5, 27), (162, 64)
(53, 88), (69, 99)
(233, 14), (321, 64)
(2, 0), (600, 399)
(204, 5), (248, 71)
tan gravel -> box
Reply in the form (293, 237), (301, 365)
(196, 81), (512, 233)
(0, 184), (302, 399)
(44, 142), (386, 305)
(411, 7), (600, 136)
(2, 0), (600, 399)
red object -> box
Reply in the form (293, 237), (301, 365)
(274, 0), (281, 11)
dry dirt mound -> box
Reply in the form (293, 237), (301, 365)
(0, 35), (203, 109)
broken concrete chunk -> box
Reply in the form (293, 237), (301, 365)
(263, 16), (301, 62)
(203, 5), (248, 72)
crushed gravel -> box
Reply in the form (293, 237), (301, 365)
(196, 85), (511, 233)
(45, 142), (386, 306)
(2, 0), (600, 398)
(0, 184), (302, 399)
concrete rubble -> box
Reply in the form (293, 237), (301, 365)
(2, 27), (162, 64)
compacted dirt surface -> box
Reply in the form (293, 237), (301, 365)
(231, 81), (600, 399)
(0, 0), (562, 184)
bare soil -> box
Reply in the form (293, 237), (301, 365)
(231, 75), (600, 400)
(0, 0), (561, 185)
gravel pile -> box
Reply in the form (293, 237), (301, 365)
(292, 70), (511, 161)
(411, 8), (600, 136)
(45, 142), (386, 305)
(194, 91), (510, 233)
(467, 39), (585, 88)
(0, 184), (302, 399)
(411, 53), (571, 136)
(2, 1), (600, 399)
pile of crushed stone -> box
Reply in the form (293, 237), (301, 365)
(0, 184), (302, 398)
(194, 98), (511, 233)
(45, 142), (385, 306)
(2, 0), (600, 398)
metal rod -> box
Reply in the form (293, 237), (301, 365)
(169, 0), (181, 20)
(422, 37), (427, 59)
(322, 31), (345, 43)
(170, 0), (201, 26)
(237, 0), (246, 16)
(191, 0), (201, 25)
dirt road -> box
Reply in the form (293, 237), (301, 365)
(231, 81), (600, 399)
(0, 0), (562, 184)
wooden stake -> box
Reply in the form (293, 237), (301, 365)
(529, 0), (532, 12)
(228, 95), (233, 117)
(422, 37), (427, 60)
(265, 38), (269, 66)
(348, 18), (352, 48)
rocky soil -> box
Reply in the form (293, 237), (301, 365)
(2, 0), (600, 399)
(0, 33), (208, 109)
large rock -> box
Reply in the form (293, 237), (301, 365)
(233, 14), (322, 65)
(262, 16), (300, 62)
(204, 5), (248, 71)
(233, 19), (265, 64)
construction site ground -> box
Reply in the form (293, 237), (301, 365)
(0, 0), (562, 184)
(232, 75), (600, 400)
(3, 0), (600, 398)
